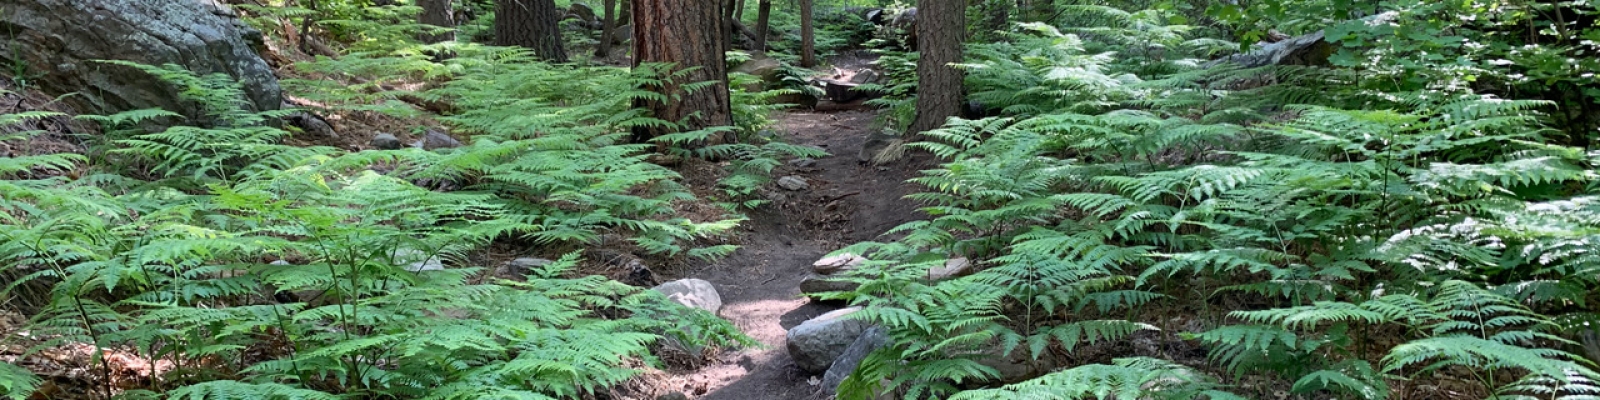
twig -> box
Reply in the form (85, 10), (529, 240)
(825, 191), (860, 202)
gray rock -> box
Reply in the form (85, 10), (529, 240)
(858, 130), (901, 164)
(392, 248), (444, 272)
(286, 111), (337, 138)
(788, 158), (818, 168)
(733, 55), (783, 84)
(420, 129), (463, 150)
(777, 175), (810, 191)
(610, 24), (633, 46)
(651, 278), (723, 314)
(502, 257), (552, 277)
(567, 3), (597, 24)
(800, 274), (861, 297)
(786, 306), (869, 373)
(848, 69), (881, 85)
(965, 341), (1059, 384)
(0, 0), (280, 118)
(1213, 31), (1331, 68)
(928, 257), (972, 281)
(371, 133), (403, 150)
(813, 253), (865, 274)
(656, 392), (688, 400)
(821, 326), (890, 395)
(1209, 12), (1397, 69)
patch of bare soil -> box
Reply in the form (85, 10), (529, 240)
(651, 110), (933, 400)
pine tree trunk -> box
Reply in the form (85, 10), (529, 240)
(418, 0), (455, 43)
(799, 0), (816, 66)
(596, 0), (616, 58)
(754, 0), (771, 52)
(908, 0), (964, 134)
(495, 0), (567, 62)
(632, 0), (733, 145)
(734, 0), (745, 20)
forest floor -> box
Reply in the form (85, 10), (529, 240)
(653, 110), (931, 400)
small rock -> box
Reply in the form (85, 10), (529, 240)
(821, 326), (890, 395)
(788, 158), (817, 168)
(928, 257), (972, 281)
(800, 274), (860, 298)
(777, 175), (810, 191)
(965, 340), (1059, 384)
(652, 278), (723, 314)
(421, 129), (463, 150)
(269, 260), (290, 266)
(858, 130), (900, 164)
(286, 111), (336, 138)
(786, 306), (870, 373)
(370, 133), (403, 150)
(392, 248), (443, 272)
(656, 392), (688, 400)
(503, 257), (552, 277)
(812, 253), (865, 274)
(621, 259), (657, 287)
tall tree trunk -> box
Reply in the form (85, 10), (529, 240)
(799, 0), (815, 66)
(734, 0), (745, 20)
(596, 0), (617, 58)
(632, 0), (733, 145)
(908, 0), (964, 134)
(417, 0), (456, 43)
(495, 0), (568, 62)
(754, 0), (771, 52)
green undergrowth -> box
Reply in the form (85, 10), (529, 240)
(824, 5), (1600, 400)
(0, 43), (794, 397)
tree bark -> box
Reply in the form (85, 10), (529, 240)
(632, 0), (733, 145)
(724, 0), (738, 49)
(596, 0), (617, 58)
(754, 0), (771, 52)
(495, 0), (568, 62)
(417, 0), (456, 43)
(799, 0), (816, 66)
(908, 0), (965, 134)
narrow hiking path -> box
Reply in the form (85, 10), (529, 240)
(661, 110), (929, 399)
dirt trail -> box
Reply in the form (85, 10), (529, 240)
(666, 110), (929, 399)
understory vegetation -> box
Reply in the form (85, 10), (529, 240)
(4, 0), (1600, 399)
(826, 3), (1600, 399)
(0, 38), (802, 400)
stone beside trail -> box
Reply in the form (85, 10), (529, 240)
(785, 306), (869, 373)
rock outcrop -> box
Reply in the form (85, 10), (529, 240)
(0, 0), (281, 118)
(786, 306), (870, 373)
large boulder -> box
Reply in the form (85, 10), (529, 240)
(786, 306), (870, 373)
(651, 278), (723, 314)
(0, 0), (281, 119)
(1211, 30), (1333, 68)
(821, 326), (890, 395)
(1208, 12), (1399, 69)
